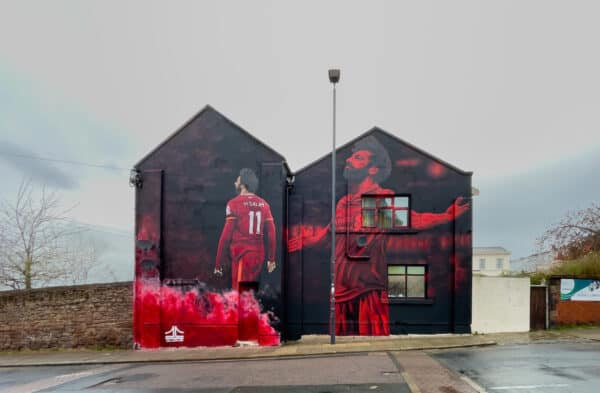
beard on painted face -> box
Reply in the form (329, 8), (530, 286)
(343, 165), (371, 182)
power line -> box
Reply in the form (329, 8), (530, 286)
(0, 151), (135, 239)
(63, 219), (134, 239)
(0, 150), (131, 171)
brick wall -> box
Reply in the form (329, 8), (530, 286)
(549, 277), (600, 326)
(0, 282), (133, 350)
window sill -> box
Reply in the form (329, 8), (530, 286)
(337, 229), (420, 235)
(387, 298), (434, 305)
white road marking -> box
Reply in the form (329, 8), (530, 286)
(490, 384), (569, 390)
(460, 375), (488, 392)
(54, 370), (95, 380)
(0, 365), (123, 393)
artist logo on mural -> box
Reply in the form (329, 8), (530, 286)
(164, 325), (185, 343)
(288, 136), (469, 336)
(215, 168), (277, 291)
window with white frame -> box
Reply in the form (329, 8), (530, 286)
(479, 258), (486, 270)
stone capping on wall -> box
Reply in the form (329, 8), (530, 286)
(0, 281), (133, 351)
(548, 276), (600, 327)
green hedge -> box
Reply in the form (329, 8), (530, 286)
(522, 251), (600, 284)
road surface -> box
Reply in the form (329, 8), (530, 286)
(433, 340), (600, 393)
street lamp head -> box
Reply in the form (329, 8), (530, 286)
(328, 69), (340, 84)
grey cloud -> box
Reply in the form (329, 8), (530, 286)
(474, 147), (600, 259)
(0, 141), (79, 189)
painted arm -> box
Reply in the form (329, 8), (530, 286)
(287, 224), (330, 253)
(214, 218), (235, 274)
(411, 196), (469, 230)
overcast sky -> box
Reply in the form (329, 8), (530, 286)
(1, 1), (599, 280)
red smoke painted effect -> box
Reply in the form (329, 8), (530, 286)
(439, 234), (472, 250)
(134, 215), (161, 347)
(134, 281), (161, 348)
(452, 254), (471, 291)
(395, 159), (420, 167)
(427, 162), (446, 178)
(134, 282), (280, 348)
(386, 236), (433, 252)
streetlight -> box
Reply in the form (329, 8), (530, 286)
(328, 68), (340, 345)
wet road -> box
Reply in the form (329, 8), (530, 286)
(433, 340), (600, 393)
(0, 353), (410, 393)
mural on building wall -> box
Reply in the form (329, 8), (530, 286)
(133, 107), (472, 346)
(288, 135), (470, 336)
(133, 108), (284, 349)
(214, 168), (277, 290)
(134, 199), (279, 348)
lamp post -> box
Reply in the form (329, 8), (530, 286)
(328, 68), (340, 345)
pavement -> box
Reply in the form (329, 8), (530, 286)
(0, 327), (599, 368)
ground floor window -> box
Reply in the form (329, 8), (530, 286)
(388, 265), (426, 298)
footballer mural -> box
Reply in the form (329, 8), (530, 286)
(214, 168), (277, 290)
(133, 107), (286, 349)
(133, 106), (473, 347)
(286, 132), (472, 337)
(213, 168), (278, 342)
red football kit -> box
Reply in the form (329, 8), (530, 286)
(334, 183), (392, 336)
(215, 193), (276, 290)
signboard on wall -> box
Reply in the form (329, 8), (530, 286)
(560, 279), (600, 301)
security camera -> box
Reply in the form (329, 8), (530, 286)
(129, 169), (143, 188)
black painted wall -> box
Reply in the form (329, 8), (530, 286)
(285, 129), (472, 339)
(133, 108), (472, 345)
(134, 106), (289, 344)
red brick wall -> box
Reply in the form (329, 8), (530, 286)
(0, 282), (133, 350)
(556, 302), (600, 324)
(549, 277), (600, 326)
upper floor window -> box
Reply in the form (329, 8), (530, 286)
(362, 196), (410, 229)
(496, 258), (503, 269)
(479, 258), (486, 270)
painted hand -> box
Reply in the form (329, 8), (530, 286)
(267, 261), (276, 273)
(453, 196), (470, 218)
(287, 225), (329, 252)
(288, 236), (301, 253)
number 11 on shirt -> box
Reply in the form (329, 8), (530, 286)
(248, 211), (261, 234)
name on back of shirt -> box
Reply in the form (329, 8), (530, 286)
(244, 201), (265, 208)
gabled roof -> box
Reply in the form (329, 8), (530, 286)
(473, 247), (511, 255)
(134, 105), (288, 170)
(293, 127), (472, 176)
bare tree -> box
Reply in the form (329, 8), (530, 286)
(0, 180), (99, 290)
(538, 203), (600, 260)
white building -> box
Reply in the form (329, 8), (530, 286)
(473, 247), (511, 276)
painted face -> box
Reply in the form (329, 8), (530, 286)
(343, 149), (374, 181)
(345, 150), (373, 170)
